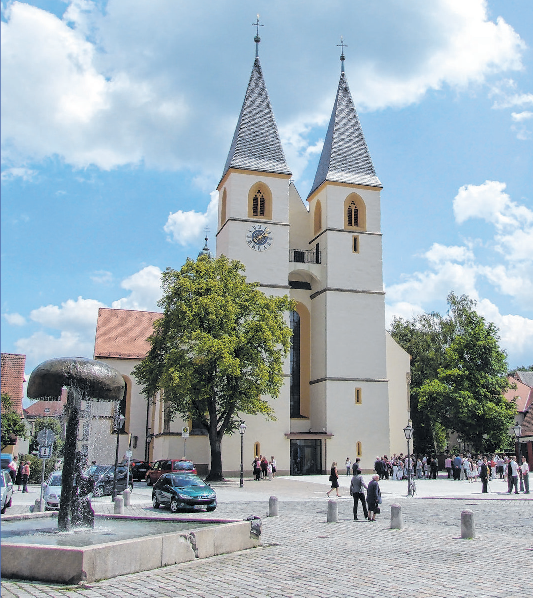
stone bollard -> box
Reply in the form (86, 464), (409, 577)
(390, 503), (403, 529)
(269, 495), (279, 517)
(461, 509), (475, 539)
(34, 498), (44, 513)
(327, 499), (338, 523)
(122, 488), (131, 507)
(114, 495), (124, 515)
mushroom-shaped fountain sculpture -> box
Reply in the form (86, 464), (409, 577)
(27, 358), (125, 531)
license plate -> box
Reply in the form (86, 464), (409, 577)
(193, 505), (203, 510)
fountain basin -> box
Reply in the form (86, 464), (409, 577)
(1, 512), (260, 584)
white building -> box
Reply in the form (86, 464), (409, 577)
(94, 43), (410, 475)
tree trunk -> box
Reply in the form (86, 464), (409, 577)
(206, 431), (224, 481)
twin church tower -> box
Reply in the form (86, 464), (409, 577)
(215, 36), (410, 473)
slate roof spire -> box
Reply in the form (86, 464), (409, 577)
(220, 32), (291, 181)
(308, 49), (381, 198)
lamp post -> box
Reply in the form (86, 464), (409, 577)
(239, 421), (247, 488)
(513, 423), (522, 491)
(111, 413), (125, 501)
(403, 420), (413, 497)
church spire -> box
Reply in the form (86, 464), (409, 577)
(220, 24), (291, 182)
(307, 43), (381, 198)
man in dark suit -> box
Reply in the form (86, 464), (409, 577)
(480, 457), (489, 493)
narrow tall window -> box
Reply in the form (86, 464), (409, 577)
(347, 201), (359, 227)
(254, 442), (260, 458)
(352, 236), (359, 253)
(355, 388), (362, 404)
(220, 189), (227, 225)
(314, 200), (322, 234)
(356, 441), (362, 457)
(252, 189), (265, 217)
(290, 310), (301, 418)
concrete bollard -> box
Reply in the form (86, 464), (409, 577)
(327, 499), (338, 523)
(34, 498), (44, 513)
(269, 496), (279, 517)
(461, 509), (475, 539)
(390, 503), (403, 529)
(122, 488), (131, 507)
(114, 495), (124, 514)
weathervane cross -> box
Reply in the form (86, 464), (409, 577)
(253, 14), (264, 57)
(337, 36), (348, 71)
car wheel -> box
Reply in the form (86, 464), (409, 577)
(146, 476), (153, 486)
(152, 495), (160, 509)
(93, 486), (104, 497)
(6, 496), (12, 508)
(1, 504), (6, 514)
(170, 498), (180, 513)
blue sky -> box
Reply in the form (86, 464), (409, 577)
(2, 0), (533, 387)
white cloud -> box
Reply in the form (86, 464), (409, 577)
(1, 0), (526, 174)
(164, 191), (218, 247)
(3, 312), (26, 326)
(1, 167), (37, 182)
(385, 301), (425, 328)
(424, 243), (474, 265)
(15, 330), (94, 365)
(90, 270), (113, 284)
(30, 296), (105, 335)
(112, 265), (162, 311)
(511, 111), (533, 122)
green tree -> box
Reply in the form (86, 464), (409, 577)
(390, 293), (515, 454)
(1, 392), (26, 450)
(133, 255), (294, 481)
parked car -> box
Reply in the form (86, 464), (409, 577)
(92, 465), (133, 497)
(85, 464), (111, 481)
(42, 471), (62, 510)
(127, 459), (152, 482)
(1, 469), (14, 513)
(152, 473), (216, 512)
(146, 459), (197, 485)
(1, 453), (15, 470)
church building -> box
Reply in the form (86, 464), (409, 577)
(93, 38), (410, 475)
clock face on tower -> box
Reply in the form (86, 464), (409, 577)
(246, 225), (273, 251)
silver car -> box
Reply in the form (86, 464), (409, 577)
(43, 471), (62, 510)
(1, 469), (14, 513)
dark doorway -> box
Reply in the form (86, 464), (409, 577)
(290, 439), (322, 475)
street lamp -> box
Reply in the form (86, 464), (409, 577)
(239, 421), (247, 488)
(403, 420), (413, 497)
(112, 413), (126, 501)
(513, 423), (522, 491)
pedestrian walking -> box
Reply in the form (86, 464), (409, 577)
(366, 474), (381, 521)
(253, 457), (261, 481)
(270, 456), (277, 478)
(327, 462), (340, 497)
(21, 461), (30, 493)
(349, 468), (368, 520)
(508, 457), (519, 494)
(345, 457), (352, 476)
(480, 457), (489, 493)
(15, 458), (24, 491)
(8, 456), (18, 483)
(521, 456), (530, 494)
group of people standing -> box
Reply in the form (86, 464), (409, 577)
(328, 461), (382, 521)
(252, 455), (276, 481)
(8, 455), (31, 493)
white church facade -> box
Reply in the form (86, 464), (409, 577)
(93, 44), (410, 475)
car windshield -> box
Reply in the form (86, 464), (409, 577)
(48, 474), (62, 486)
(172, 462), (194, 471)
(85, 465), (110, 477)
(171, 475), (205, 488)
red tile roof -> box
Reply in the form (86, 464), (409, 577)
(25, 388), (67, 418)
(505, 376), (533, 413)
(1, 353), (26, 416)
(94, 308), (162, 360)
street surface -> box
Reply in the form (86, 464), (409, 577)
(2, 474), (532, 597)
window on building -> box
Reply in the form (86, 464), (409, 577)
(355, 388), (362, 404)
(315, 243), (321, 264)
(356, 441), (362, 457)
(344, 194), (366, 230)
(254, 441), (260, 458)
(248, 183), (272, 219)
(290, 310), (301, 418)
(352, 236), (359, 253)
(220, 188), (227, 225)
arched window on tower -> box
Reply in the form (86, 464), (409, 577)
(220, 188), (227, 225)
(314, 200), (322, 234)
(248, 183), (272, 219)
(344, 193), (366, 231)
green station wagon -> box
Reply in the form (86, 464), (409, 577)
(152, 473), (216, 512)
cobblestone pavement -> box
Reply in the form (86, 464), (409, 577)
(2, 479), (533, 597)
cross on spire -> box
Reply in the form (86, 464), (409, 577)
(337, 36), (348, 72)
(253, 15), (264, 57)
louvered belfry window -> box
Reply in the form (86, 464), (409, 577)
(252, 189), (266, 217)
(347, 201), (359, 227)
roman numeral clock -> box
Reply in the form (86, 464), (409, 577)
(246, 224), (273, 251)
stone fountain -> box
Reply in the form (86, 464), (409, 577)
(27, 357), (125, 531)
(1, 357), (261, 584)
